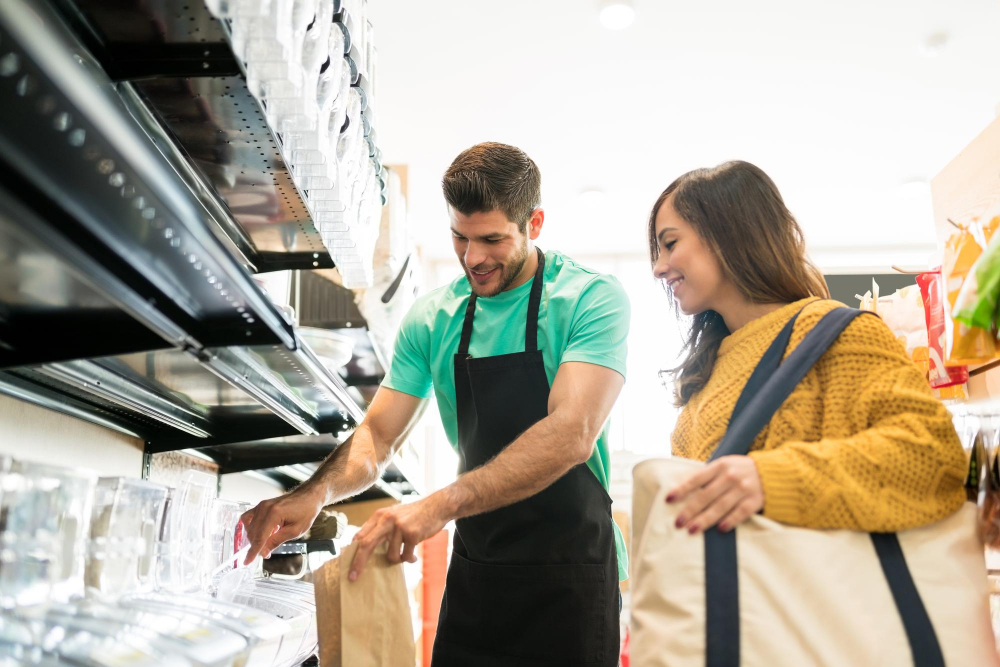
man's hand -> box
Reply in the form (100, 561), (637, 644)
(348, 493), (452, 581)
(240, 486), (326, 565)
(667, 455), (764, 534)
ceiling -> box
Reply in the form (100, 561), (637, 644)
(368, 0), (1000, 272)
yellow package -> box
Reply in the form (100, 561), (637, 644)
(943, 219), (999, 365)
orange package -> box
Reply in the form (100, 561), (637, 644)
(942, 219), (1000, 365)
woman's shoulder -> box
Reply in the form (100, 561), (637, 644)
(794, 299), (901, 354)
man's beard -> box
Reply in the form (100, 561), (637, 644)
(464, 237), (531, 297)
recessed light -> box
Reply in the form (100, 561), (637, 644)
(599, 0), (635, 30)
(921, 32), (949, 57)
(578, 188), (607, 207)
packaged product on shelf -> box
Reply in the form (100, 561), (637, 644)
(86, 477), (169, 597)
(916, 269), (970, 388)
(941, 220), (999, 364)
(864, 283), (929, 379)
(954, 206), (1000, 332)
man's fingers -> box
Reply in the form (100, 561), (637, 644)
(349, 521), (392, 582)
(386, 527), (404, 565)
(667, 462), (722, 504)
(261, 522), (305, 559)
(401, 539), (418, 564)
(239, 507), (256, 527)
(243, 509), (278, 565)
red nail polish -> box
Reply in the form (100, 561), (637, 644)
(719, 523), (729, 532)
(675, 517), (685, 529)
(666, 494), (676, 503)
(688, 525), (698, 535)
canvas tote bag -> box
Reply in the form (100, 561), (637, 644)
(631, 307), (996, 666)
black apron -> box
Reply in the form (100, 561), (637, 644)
(431, 249), (621, 667)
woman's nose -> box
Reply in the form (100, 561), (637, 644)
(653, 255), (670, 280)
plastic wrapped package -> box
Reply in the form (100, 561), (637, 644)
(86, 477), (168, 598)
(155, 472), (216, 594)
(119, 596), (284, 667)
(916, 269), (970, 389)
(123, 592), (290, 667)
(17, 601), (249, 667)
(942, 220), (999, 364)
(0, 461), (96, 609)
(954, 205), (1000, 332)
(229, 581), (317, 666)
(207, 499), (257, 597)
(2, 607), (191, 667)
(873, 284), (930, 380)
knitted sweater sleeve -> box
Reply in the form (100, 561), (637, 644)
(748, 314), (968, 532)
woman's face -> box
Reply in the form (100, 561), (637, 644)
(652, 196), (727, 316)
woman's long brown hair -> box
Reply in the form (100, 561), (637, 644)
(648, 161), (829, 407)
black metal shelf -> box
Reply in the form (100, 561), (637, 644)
(0, 0), (418, 493)
(54, 0), (387, 272)
(0, 0), (297, 359)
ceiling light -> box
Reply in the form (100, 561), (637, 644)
(921, 32), (949, 57)
(578, 188), (607, 206)
(599, 0), (635, 30)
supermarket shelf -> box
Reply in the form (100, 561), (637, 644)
(0, 333), (364, 457)
(54, 0), (388, 272)
(0, 0), (298, 358)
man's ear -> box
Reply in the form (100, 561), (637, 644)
(527, 208), (545, 240)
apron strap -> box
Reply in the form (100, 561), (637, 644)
(525, 248), (545, 353)
(457, 248), (546, 356)
(458, 293), (477, 356)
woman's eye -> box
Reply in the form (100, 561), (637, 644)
(664, 240), (676, 251)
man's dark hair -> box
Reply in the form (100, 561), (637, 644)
(442, 142), (541, 232)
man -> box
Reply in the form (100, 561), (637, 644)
(242, 142), (629, 666)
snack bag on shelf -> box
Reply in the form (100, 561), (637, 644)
(877, 284), (930, 379)
(942, 220), (998, 364)
(954, 207), (1000, 332)
(916, 270), (970, 388)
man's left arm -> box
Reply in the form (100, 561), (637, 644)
(348, 361), (624, 579)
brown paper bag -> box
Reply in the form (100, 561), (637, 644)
(315, 541), (416, 667)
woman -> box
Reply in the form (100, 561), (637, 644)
(648, 160), (966, 536)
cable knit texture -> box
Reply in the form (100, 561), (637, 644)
(671, 297), (967, 531)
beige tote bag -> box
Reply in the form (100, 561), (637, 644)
(631, 307), (996, 666)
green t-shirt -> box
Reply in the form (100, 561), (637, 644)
(383, 249), (630, 580)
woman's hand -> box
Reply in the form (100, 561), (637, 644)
(667, 455), (764, 534)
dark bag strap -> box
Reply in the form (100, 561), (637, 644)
(703, 306), (944, 667)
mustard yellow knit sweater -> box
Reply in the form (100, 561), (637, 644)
(671, 297), (967, 532)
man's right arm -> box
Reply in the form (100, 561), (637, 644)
(240, 386), (427, 563)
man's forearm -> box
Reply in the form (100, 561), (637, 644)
(298, 423), (386, 506)
(433, 411), (591, 521)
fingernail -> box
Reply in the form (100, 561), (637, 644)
(675, 517), (685, 529)
(349, 571), (358, 581)
(688, 525), (699, 535)
(718, 523), (729, 532)
(666, 494), (676, 503)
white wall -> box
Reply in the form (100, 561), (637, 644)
(0, 394), (287, 505)
(0, 394), (144, 478)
